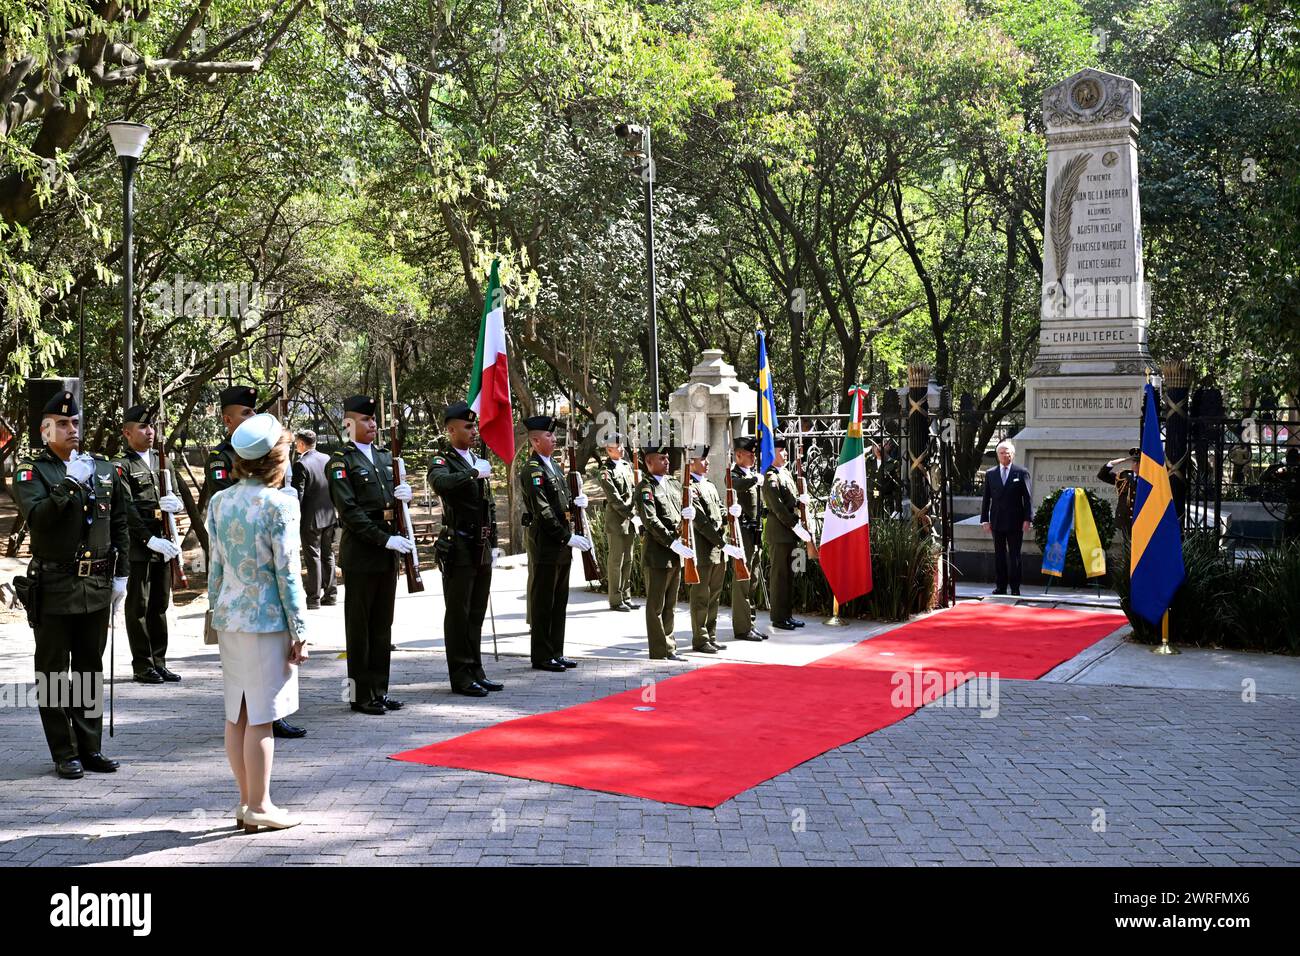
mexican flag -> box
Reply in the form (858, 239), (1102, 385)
(468, 259), (515, 461)
(818, 388), (872, 604)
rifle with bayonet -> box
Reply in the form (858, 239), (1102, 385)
(566, 415), (602, 582)
(724, 428), (750, 581)
(155, 391), (188, 589)
(389, 357), (424, 593)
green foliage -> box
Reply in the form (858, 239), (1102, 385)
(1033, 487), (1116, 581)
(1114, 535), (1300, 653)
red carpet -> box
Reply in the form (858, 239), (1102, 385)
(392, 602), (1125, 807)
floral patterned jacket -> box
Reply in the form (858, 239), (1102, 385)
(206, 479), (308, 640)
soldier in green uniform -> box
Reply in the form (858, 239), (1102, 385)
(115, 404), (184, 684)
(14, 390), (130, 779)
(205, 384), (257, 500)
(519, 415), (592, 672)
(729, 436), (767, 641)
(763, 437), (814, 631)
(636, 444), (694, 661)
(206, 384), (306, 739)
(686, 445), (744, 653)
(428, 401), (504, 698)
(595, 434), (639, 611)
(328, 394), (414, 714)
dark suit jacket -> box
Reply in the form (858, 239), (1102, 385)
(292, 449), (337, 531)
(980, 464), (1033, 532)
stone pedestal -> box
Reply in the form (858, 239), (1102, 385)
(668, 349), (757, 496)
(1013, 67), (1155, 511)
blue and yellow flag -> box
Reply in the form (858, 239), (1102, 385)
(1130, 383), (1185, 624)
(757, 330), (779, 473)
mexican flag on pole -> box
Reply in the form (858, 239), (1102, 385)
(818, 387), (872, 604)
(468, 259), (515, 462)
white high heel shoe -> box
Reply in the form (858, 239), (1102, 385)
(243, 807), (302, 833)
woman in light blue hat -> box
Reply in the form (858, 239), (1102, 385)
(206, 413), (309, 832)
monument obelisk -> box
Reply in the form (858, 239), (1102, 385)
(1013, 67), (1155, 506)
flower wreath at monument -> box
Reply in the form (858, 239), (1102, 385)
(1032, 487), (1115, 581)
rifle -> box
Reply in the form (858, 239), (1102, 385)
(724, 429), (750, 581)
(680, 449), (700, 585)
(629, 440), (642, 534)
(793, 416), (818, 559)
(155, 391), (188, 589)
(389, 357), (425, 593)
(565, 415), (602, 582)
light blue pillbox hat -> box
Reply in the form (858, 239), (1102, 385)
(231, 413), (282, 460)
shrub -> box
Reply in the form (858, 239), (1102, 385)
(1113, 535), (1300, 653)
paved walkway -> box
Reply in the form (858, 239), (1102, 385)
(1, 565), (1296, 866)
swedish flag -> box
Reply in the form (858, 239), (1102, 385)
(1130, 383), (1185, 624)
(757, 330), (779, 473)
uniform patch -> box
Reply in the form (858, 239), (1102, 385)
(432, 456), (445, 466)
(212, 467), (226, 480)
(532, 476), (543, 486)
(17, 469), (33, 482)
(332, 467), (347, 479)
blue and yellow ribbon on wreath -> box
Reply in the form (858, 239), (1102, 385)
(1042, 488), (1107, 578)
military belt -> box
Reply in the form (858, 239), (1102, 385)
(31, 556), (113, 577)
(367, 508), (396, 525)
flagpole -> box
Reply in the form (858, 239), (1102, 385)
(825, 596), (847, 627)
(1153, 609), (1179, 655)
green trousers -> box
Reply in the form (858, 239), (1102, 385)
(689, 558), (726, 648)
(730, 530), (760, 636)
(768, 540), (796, 622)
(643, 561), (681, 659)
(605, 520), (635, 607)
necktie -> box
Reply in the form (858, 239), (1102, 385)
(1001, 467), (1008, 485)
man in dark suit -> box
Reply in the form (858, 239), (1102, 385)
(291, 429), (338, 609)
(980, 440), (1033, 595)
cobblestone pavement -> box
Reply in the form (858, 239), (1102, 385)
(1, 645), (1296, 867)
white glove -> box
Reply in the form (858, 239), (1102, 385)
(393, 482), (413, 503)
(669, 539), (696, 561)
(147, 536), (181, 561)
(632, 515), (643, 531)
(111, 577), (128, 615)
(680, 505), (696, 521)
(723, 544), (745, 561)
(65, 454), (95, 485)
(158, 493), (183, 514)
(797, 493), (811, 505)
(474, 460), (492, 479)
(568, 534), (593, 552)
(728, 503), (742, 518)
(794, 523), (813, 542)
(573, 492), (589, 509)
(385, 535), (416, 554)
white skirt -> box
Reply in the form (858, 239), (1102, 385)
(218, 629), (299, 725)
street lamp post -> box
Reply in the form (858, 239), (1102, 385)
(106, 120), (151, 411)
(614, 122), (659, 442)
